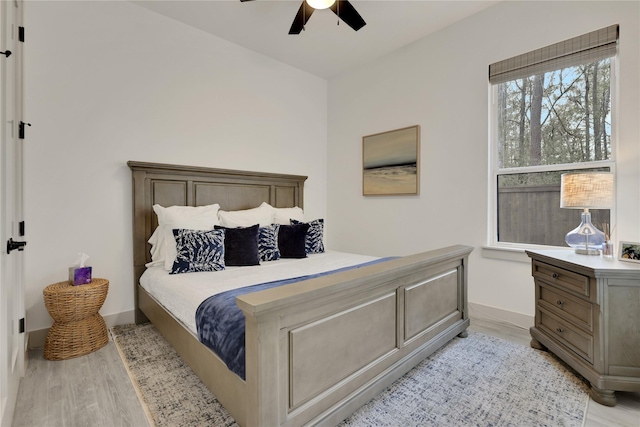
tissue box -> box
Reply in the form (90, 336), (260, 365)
(69, 266), (92, 285)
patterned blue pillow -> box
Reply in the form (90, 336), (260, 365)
(258, 224), (280, 261)
(291, 219), (325, 254)
(170, 229), (225, 274)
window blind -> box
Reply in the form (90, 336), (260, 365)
(489, 25), (619, 84)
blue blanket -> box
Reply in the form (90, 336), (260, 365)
(195, 257), (393, 380)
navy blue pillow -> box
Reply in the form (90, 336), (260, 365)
(258, 224), (280, 262)
(170, 229), (225, 274)
(214, 224), (260, 266)
(291, 218), (325, 254)
(278, 223), (310, 259)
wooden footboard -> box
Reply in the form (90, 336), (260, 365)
(237, 244), (472, 426)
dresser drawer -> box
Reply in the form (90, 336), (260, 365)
(537, 283), (593, 332)
(538, 307), (593, 364)
(533, 260), (590, 297)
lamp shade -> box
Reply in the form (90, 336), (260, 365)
(560, 172), (613, 209)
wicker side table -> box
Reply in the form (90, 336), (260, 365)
(43, 278), (109, 360)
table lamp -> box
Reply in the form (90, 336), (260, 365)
(560, 172), (613, 255)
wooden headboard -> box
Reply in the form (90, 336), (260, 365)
(128, 161), (307, 321)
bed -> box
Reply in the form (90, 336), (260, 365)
(128, 161), (473, 427)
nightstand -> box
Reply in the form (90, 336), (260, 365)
(526, 250), (640, 406)
(43, 278), (109, 360)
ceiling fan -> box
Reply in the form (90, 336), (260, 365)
(240, 0), (366, 35)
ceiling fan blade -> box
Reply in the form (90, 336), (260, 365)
(330, 0), (366, 31)
(289, 1), (315, 35)
(240, 0), (255, 2)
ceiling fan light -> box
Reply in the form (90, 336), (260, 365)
(306, 0), (336, 10)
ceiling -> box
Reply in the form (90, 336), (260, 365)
(133, 0), (498, 79)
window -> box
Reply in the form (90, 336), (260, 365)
(489, 25), (618, 247)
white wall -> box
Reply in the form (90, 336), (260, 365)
(24, 1), (328, 332)
(327, 1), (640, 323)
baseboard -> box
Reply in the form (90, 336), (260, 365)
(28, 310), (136, 350)
(469, 302), (533, 330)
(28, 328), (48, 350)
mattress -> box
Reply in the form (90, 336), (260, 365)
(140, 250), (378, 335)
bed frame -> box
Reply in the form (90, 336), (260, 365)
(128, 161), (472, 427)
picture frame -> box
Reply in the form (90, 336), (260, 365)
(619, 241), (640, 263)
(362, 125), (420, 196)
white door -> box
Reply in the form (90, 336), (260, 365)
(0, 0), (26, 425)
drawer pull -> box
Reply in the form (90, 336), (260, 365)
(556, 300), (564, 307)
(556, 327), (564, 333)
(552, 273), (560, 279)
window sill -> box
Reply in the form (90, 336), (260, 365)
(481, 246), (530, 263)
(482, 244), (575, 263)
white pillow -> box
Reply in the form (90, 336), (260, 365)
(152, 203), (221, 270)
(154, 203), (221, 226)
(145, 226), (166, 268)
(218, 202), (274, 228)
(272, 206), (304, 225)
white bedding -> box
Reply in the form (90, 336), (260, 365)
(140, 250), (378, 335)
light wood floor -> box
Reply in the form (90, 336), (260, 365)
(11, 318), (640, 427)
(11, 336), (151, 427)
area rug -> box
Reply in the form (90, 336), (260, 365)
(111, 324), (589, 427)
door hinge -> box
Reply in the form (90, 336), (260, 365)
(19, 221), (25, 236)
(19, 26), (25, 43)
(19, 318), (25, 334)
(19, 121), (31, 139)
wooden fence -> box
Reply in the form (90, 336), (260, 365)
(498, 184), (610, 247)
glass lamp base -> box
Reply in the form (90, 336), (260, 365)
(565, 210), (605, 256)
(574, 247), (601, 255)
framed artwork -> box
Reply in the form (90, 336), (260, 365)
(362, 125), (420, 196)
(619, 241), (640, 263)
